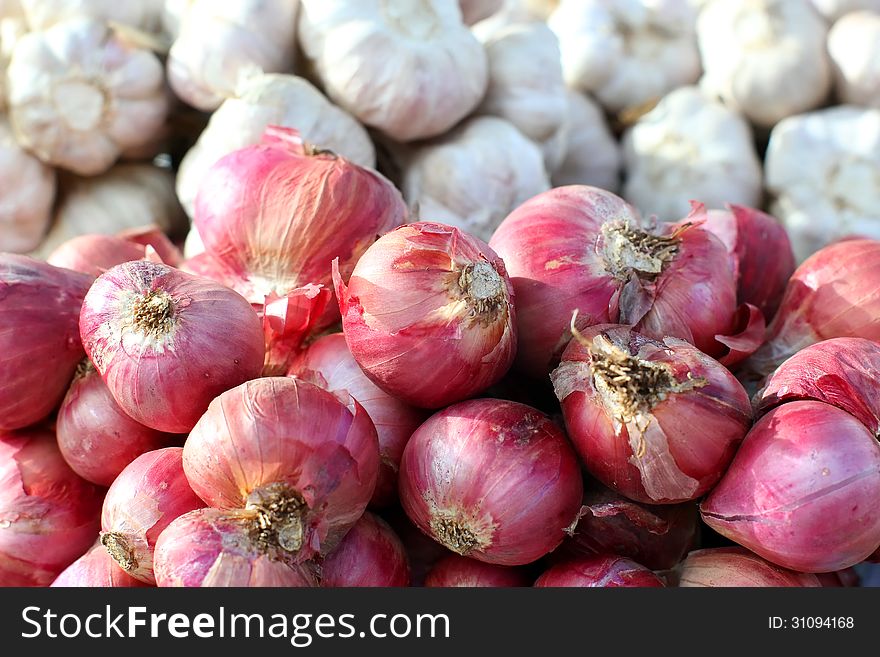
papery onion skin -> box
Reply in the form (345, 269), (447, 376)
(0, 427), (103, 586)
(0, 255), (92, 431)
(552, 324), (752, 504)
(57, 361), (175, 486)
(291, 333), (425, 507)
(153, 508), (319, 588)
(320, 512), (409, 587)
(193, 126), (407, 326)
(534, 556), (665, 588)
(425, 554), (529, 587)
(701, 401), (880, 573)
(101, 447), (205, 585)
(399, 399), (583, 566)
(756, 337), (880, 435)
(51, 544), (150, 588)
(47, 234), (147, 277)
(183, 377), (379, 563)
(79, 260), (265, 433)
(335, 222), (517, 409)
(677, 548), (822, 587)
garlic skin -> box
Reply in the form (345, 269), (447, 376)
(622, 86), (763, 221)
(552, 91), (621, 193)
(162, 0), (194, 40)
(460, 0), (503, 24)
(764, 106), (880, 261)
(548, 0), (700, 116)
(18, 0), (165, 32)
(176, 73), (375, 217)
(6, 18), (168, 176)
(811, 0), (880, 21)
(401, 116), (550, 242)
(167, 0), (298, 112)
(0, 1), (27, 111)
(36, 164), (187, 257)
(0, 117), (56, 253)
(697, 0), (831, 129)
(828, 11), (880, 108)
(298, 0), (488, 142)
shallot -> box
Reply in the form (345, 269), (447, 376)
(534, 556), (665, 588)
(51, 544), (149, 588)
(320, 513), (410, 588)
(677, 548), (821, 588)
(425, 555), (529, 587)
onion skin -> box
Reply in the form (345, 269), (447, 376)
(534, 556), (665, 587)
(756, 337), (880, 435)
(335, 222), (517, 409)
(0, 427), (103, 586)
(183, 377), (379, 563)
(153, 508), (319, 588)
(51, 544), (150, 588)
(701, 401), (880, 573)
(678, 548), (822, 587)
(320, 512), (409, 587)
(100, 447), (205, 585)
(748, 239), (880, 376)
(291, 333), (425, 507)
(79, 260), (265, 433)
(47, 234), (147, 276)
(552, 325), (752, 504)
(0, 255), (92, 431)
(57, 362), (175, 486)
(399, 399), (583, 566)
(425, 555), (529, 587)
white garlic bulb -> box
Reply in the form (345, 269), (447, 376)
(552, 90), (621, 193)
(162, 0), (194, 40)
(460, 0), (503, 24)
(18, 0), (165, 32)
(765, 105), (880, 261)
(176, 73), (376, 216)
(811, 0), (880, 21)
(36, 163), (188, 256)
(0, 1), (27, 110)
(167, 0), (298, 112)
(622, 86), (763, 221)
(401, 116), (550, 242)
(0, 116), (56, 253)
(471, 0), (548, 34)
(548, 0), (701, 116)
(828, 11), (880, 108)
(183, 224), (204, 259)
(6, 18), (168, 176)
(298, 0), (488, 142)
(697, 0), (831, 129)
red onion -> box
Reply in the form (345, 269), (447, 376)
(399, 399), (583, 565)
(116, 227), (184, 268)
(756, 337), (880, 435)
(748, 239), (880, 376)
(534, 556), (665, 587)
(702, 205), (795, 321)
(57, 361), (176, 486)
(183, 377), (379, 562)
(0, 427), (103, 586)
(79, 260), (265, 433)
(194, 126), (406, 328)
(335, 222), (517, 409)
(153, 508), (319, 587)
(677, 548), (821, 587)
(562, 481), (699, 570)
(48, 235), (147, 276)
(702, 401), (880, 573)
(51, 544), (150, 588)
(425, 555), (529, 587)
(489, 187), (763, 377)
(291, 333), (425, 507)
(552, 325), (752, 504)
(320, 512), (409, 587)
(100, 447), (205, 585)
(0, 255), (92, 431)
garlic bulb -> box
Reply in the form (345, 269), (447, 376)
(401, 116), (550, 242)
(828, 11), (880, 108)
(548, 0), (700, 116)
(298, 0), (488, 142)
(175, 72), (375, 216)
(0, 116), (56, 253)
(811, 0), (880, 21)
(472, 0), (549, 33)
(622, 86), (762, 221)
(460, 0), (503, 24)
(764, 106), (880, 261)
(18, 0), (165, 32)
(183, 225), (204, 259)
(6, 18), (168, 176)
(162, 0), (194, 40)
(167, 0), (298, 112)
(0, 1), (27, 110)
(36, 163), (187, 256)
(697, 0), (831, 129)
(552, 91), (621, 193)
